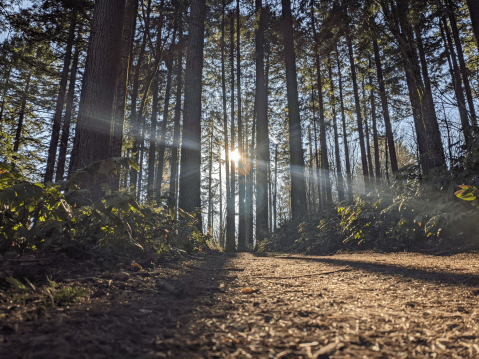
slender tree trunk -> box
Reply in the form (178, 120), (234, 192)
(236, 1), (247, 251)
(246, 93), (256, 247)
(447, 0), (476, 123)
(347, 35), (369, 189)
(69, 0), (126, 201)
(308, 126), (313, 214)
(222, 0), (229, 249)
(381, 0), (445, 173)
(255, 0), (269, 241)
(373, 39), (398, 173)
(282, 0), (307, 219)
(111, 0), (138, 160)
(130, 0), (152, 195)
(226, 13), (236, 251)
(362, 77), (374, 182)
(441, 16), (471, 143)
(147, 73), (160, 201)
(336, 49), (353, 201)
(155, 58), (174, 201)
(178, 0), (206, 229)
(56, 46), (80, 182)
(368, 62), (381, 183)
(311, 85), (321, 209)
(169, 31), (184, 208)
(311, 4), (332, 204)
(465, 0), (479, 49)
(45, 11), (77, 183)
(328, 58), (344, 201)
(13, 74), (31, 153)
(207, 121), (214, 234)
(273, 143), (278, 230)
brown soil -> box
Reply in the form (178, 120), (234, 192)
(1, 251), (479, 358)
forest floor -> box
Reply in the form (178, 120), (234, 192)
(1, 250), (479, 358)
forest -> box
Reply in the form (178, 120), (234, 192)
(1, 0), (479, 357)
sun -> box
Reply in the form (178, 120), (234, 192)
(230, 149), (240, 163)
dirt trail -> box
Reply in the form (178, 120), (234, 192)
(1, 251), (479, 358)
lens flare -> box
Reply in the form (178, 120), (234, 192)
(230, 149), (240, 163)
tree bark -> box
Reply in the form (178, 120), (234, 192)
(155, 57), (174, 201)
(13, 74), (31, 153)
(328, 58), (344, 201)
(336, 48), (353, 201)
(222, 0), (229, 249)
(111, 0), (138, 160)
(347, 35), (369, 189)
(147, 73), (160, 201)
(44, 10), (77, 183)
(255, 0), (270, 241)
(362, 77), (374, 182)
(368, 61), (381, 183)
(69, 0), (125, 200)
(225, 13), (236, 252)
(56, 46), (80, 182)
(373, 39), (398, 173)
(129, 0), (152, 195)
(440, 16), (471, 144)
(447, 0), (476, 123)
(311, 3), (332, 204)
(237, 1), (247, 251)
(178, 0), (206, 229)
(282, 0), (307, 219)
(169, 30), (184, 209)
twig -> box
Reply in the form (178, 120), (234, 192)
(254, 267), (352, 280)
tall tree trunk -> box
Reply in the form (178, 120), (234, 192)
(447, 0), (477, 123)
(282, 0), (307, 219)
(347, 35), (369, 189)
(440, 17), (471, 144)
(246, 93), (256, 247)
(336, 49), (352, 201)
(465, 0), (479, 49)
(178, 0), (206, 229)
(45, 10), (77, 183)
(236, 1), (247, 251)
(225, 13), (236, 252)
(255, 0), (269, 241)
(169, 31), (183, 208)
(273, 143), (278, 230)
(381, 0), (445, 173)
(207, 121), (214, 234)
(13, 74), (31, 153)
(222, 0), (229, 249)
(311, 3), (332, 204)
(56, 46), (80, 182)
(328, 58), (344, 201)
(362, 77), (374, 181)
(368, 61), (381, 182)
(69, 0), (126, 201)
(130, 0), (152, 196)
(155, 57), (174, 201)
(373, 39), (398, 173)
(311, 85), (321, 209)
(111, 0), (138, 160)
(147, 73), (160, 201)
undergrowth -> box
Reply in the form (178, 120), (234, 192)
(260, 132), (479, 254)
(0, 157), (210, 260)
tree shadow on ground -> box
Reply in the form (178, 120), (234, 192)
(275, 255), (479, 288)
(1, 252), (238, 359)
